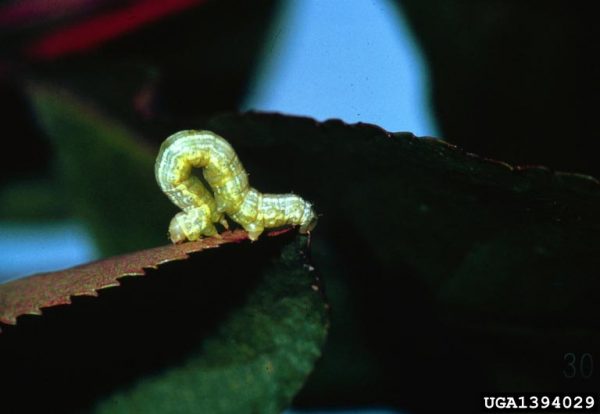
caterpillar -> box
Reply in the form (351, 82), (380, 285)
(155, 130), (317, 243)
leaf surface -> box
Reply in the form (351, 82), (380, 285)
(0, 230), (327, 414)
(0, 230), (248, 326)
(200, 112), (600, 409)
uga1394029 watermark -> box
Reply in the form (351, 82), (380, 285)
(481, 393), (598, 412)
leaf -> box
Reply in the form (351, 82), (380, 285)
(0, 229), (248, 326)
(398, 1), (597, 177)
(196, 112), (600, 409)
(26, 81), (174, 255)
(0, 179), (69, 220)
(0, 230), (328, 414)
(94, 235), (327, 414)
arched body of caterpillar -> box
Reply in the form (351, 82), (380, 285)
(155, 130), (317, 243)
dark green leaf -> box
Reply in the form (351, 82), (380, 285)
(198, 112), (600, 410)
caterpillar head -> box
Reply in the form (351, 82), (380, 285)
(298, 202), (318, 234)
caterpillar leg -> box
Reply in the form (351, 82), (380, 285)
(168, 205), (218, 243)
(219, 216), (230, 229)
(243, 222), (265, 241)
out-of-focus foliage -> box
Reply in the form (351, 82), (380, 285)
(27, 82), (173, 254)
(398, 0), (599, 176)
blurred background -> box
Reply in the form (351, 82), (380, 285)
(0, 0), (597, 412)
(0, 0), (440, 285)
(2, 0), (597, 280)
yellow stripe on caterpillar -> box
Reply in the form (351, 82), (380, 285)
(155, 130), (317, 242)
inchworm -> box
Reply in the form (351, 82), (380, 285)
(155, 130), (317, 243)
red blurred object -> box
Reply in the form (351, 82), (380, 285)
(0, 0), (105, 27)
(23, 0), (205, 61)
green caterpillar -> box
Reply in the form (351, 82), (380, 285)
(155, 130), (317, 242)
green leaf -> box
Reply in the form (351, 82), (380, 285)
(0, 179), (69, 220)
(197, 113), (600, 408)
(26, 82), (174, 255)
(94, 235), (327, 414)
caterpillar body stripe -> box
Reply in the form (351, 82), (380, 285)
(155, 130), (317, 242)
